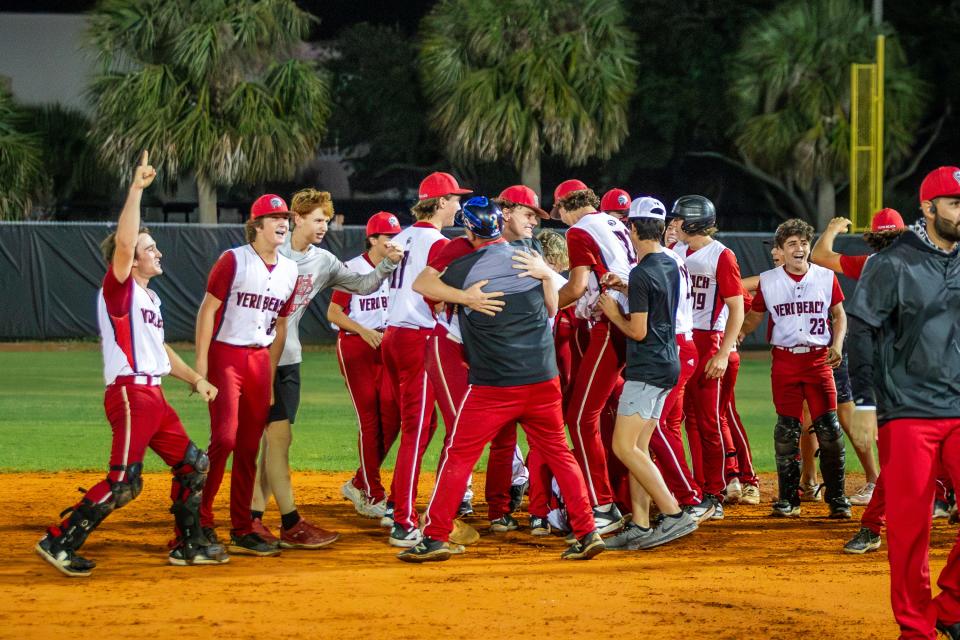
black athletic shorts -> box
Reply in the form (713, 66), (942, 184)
(267, 363), (301, 424)
(833, 349), (852, 405)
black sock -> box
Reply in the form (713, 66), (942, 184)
(251, 510), (264, 521)
(667, 511), (684, 519)
(637, 525), (651, 532)
(281, 510), (301, 530)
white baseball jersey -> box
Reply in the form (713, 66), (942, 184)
(278, 237), (395, 366)
(98, 270), (171, 385)
(758, 264), (837, 347)
(387, 222), (446, 330)
(330, 254), (391, 333)
(210, 245), (298, 348)
(567, 211), (637, 320)
(663, 246), (693, 336)
(673, 239), (739, 331)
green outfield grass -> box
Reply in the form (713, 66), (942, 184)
(0, 347), (862, 474)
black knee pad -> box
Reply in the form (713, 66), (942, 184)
(172, 442), (209, 494)
(109, 462), (143, 508)
(812, 411), (843, 443)
(773, 415), (802, 455)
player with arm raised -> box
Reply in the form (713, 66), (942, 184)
(195, 194), (299, 556)
(36, 152), (227, 576)
(326, 211), (403, 520)
(739, 219), (851, 519)
(248, 191), (402, 549)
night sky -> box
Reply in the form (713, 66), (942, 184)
(0, 0), (434, 37)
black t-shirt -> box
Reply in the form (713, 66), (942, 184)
(623, 251), (680, 388)
(440, 240), (557, 387)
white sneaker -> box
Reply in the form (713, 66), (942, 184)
(800, 481), (822, 503)
(740, 483), (761, 505)
(724, 478), (743, 504)
(341, 481), (370, 516)
(848, 482), (876, 507)
(364, 498), (388, 519)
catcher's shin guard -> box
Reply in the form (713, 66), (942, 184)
(773, 415), (802, 506)
(169, 442), (210, 563)
(48, 495), (115, 553)
(812, 411), (847, 504)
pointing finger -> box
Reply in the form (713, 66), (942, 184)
(140, 150), (149, 166)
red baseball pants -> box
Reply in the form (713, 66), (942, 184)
(565, 320), (624, 506)
(336, 333), (401, 503)
(381, 326), (438, 530)
(422, 378), (594, 542)
(425, 326), (520, 519)
(684, 330), (727, 497)
(201, 342), (272, 535)
(722, 350), (759, 486)
(879, 417), (960, 639)
(649, 334), (702, 506)
(770, 348), (837, 420)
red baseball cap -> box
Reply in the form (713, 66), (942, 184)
(919, 166), (960, 203)
(418, 172), (472, 200)
(550, 178), (591, 219)
(870, 208), (904, 232)
(600, 188), (631, 213)
(250, 194), (290, 220)
(498, 184), (549, 219)
(366, 211), (402, 236)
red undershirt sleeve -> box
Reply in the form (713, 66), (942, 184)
(205, 251), (236, 302)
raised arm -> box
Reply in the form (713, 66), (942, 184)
(329, 243), (403, 295)
(413, 266), (505, 316)
(112, 150), (156, 283)
(810, 217), (852, 274)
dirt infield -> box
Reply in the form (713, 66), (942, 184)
(3, 471), (955, 639)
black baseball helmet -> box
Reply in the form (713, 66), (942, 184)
(671, 195), (716, 234)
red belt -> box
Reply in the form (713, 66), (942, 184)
(111, 375), (162, 387)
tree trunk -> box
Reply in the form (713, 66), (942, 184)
(197, 174), (218, 224)
(815, 180), (836, 230)
(520, 154), (542, 201)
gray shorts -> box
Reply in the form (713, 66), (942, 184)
(618, 381), (670, 420)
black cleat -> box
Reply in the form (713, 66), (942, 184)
(35, 534), (96, 578)
(828, 497), (853, 519)
(843, 527), (881, 554)
(228, 532), (281, 557)
(397, 537), (460, 563)
(458, 499), (474, 517)
(561, 530), (605, 560)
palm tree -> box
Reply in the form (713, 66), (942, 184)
(0, 89), (43, 220)
(705, 0), (928, 228)
(87, 0), (331, 223)
(418, 0), (637, 196)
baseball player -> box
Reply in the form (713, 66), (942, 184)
(631, 200), (717, 522)
(382, 171), (488, 548)
(413, 185), (548, 531)
(36, 152), (227, 576)
(600, 187), (631, 220)
(398, 197), (604, 562)
(248, 192), (403, 549)
(739, 218), (851, 519)
(670, 195), (744, 518)
(845, 166), (960, 639)
(195, 194), (299, 556)
(553, 178), (633, 533)
(811, 210), (903, 506)
(327, 211), (403, 520)
(597, 199), (700, 550)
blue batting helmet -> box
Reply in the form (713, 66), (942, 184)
(460, 196), (503, 239)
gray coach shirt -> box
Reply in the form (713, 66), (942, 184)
(278, 236), (397, 366)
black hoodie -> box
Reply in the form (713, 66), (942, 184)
(847, 230), (960, 423)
